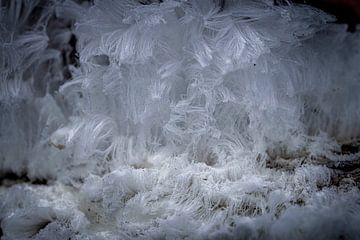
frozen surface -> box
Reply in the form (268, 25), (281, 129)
(1, 0), (360, 239)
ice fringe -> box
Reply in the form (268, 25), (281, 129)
(0, 0), (360, 239)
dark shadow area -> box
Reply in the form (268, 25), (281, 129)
(0, 172), (48, 187)
(275, 0), (360, 32)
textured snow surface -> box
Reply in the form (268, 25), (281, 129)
(1, 0), (360, 239)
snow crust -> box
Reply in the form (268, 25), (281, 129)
(1, 0), (360, 239)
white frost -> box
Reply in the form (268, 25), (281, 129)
(1, 0), (360, 239)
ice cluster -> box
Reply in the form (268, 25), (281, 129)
(1, 0), (360, 239)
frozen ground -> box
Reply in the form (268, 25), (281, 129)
(1, 0), (360, 239)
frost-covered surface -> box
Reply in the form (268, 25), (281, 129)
(1, 0), (360, 239)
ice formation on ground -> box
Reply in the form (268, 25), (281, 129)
(1, 0), (360, 239)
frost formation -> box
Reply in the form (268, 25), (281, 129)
(1, 0), (360, 239)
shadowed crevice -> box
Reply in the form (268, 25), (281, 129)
(0, 172), (49, 187)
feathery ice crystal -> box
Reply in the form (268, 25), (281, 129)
(1, 0), (360, 239)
